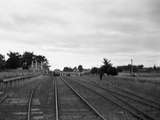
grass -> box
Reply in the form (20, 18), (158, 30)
(80, 72), (160, 102)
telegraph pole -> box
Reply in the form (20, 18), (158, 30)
(35, 60), (38, 72)
(131, 58), (133, 75)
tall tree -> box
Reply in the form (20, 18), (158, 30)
(63, 67), (73, 72)
(6, 52), (22, 69)
(99, 58), (112, 74)
(22, 52), (34, 69)
(78, 65), (83, 72)
(103, 59), (112, 70)
(99, 58), (118, 80)
(35, 55), (48, 64)
(90, 67), (99, 74)
(0, 54), (5, 70)
(73, 66), (78, 72)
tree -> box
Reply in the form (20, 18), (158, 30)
(90, 67), (99, 74)
(78, 65), (83, 72)
(73, 66), (78, 72)
(0, 54), (5, 70)
(78, 65), (83, 76)
(35, 55), (48, 64)
(103, 58), (112, 72)
(22, 52), (34, 69)
(107, 67), (118, 75)
(22, 52), (48, 69)
(99, 58), (118, 80)
(0, 51), (49, 70)
(99, 58), (112, 74)
(63, 67), (73, 72)
(6, 52), (22, 69)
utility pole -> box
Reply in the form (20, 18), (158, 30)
(131, 58), (133, 75)
(35, 60), (38, 72)
(41, 62), (43, 70)
(32, 56), (36, 72)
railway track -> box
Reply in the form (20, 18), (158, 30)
(27, 87), (37, 120)
(54, 76), (59, 120)
(109, 84), (160, 110)
(64, 76), (160, 120)
(0, 79), (43, 120)
(79, 76), (160, 108)
(0, 86), (38, 120)
(2, 74), (158, 120)
(100, 77), (160, 109)
(55, 77), (106, 120)
(26, 80), (55, 120)
(71, 77), (160, 110)
(0, 95), (8, 104)
(0, 75), (56, 120)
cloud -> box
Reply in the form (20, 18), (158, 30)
(0, 0), (160, 69)
(147, 0), (160, 25)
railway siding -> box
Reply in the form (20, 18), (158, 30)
(1, 74), (158, 120)
(65, 77), (160, 120)
(62, 77), (137, 120)
(71, 76), (160, 109)
(29, 77), (56, 120)
(0, 75), (51, 120)
(57, 77), (104, 120)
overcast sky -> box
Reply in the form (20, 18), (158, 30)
(0, 0), (160, 70)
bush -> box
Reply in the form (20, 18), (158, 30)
(90, 67), (99, 74)
(107, 67), (118, 76)
(98, 58), (118, 76)
(0, 54), (5, 70)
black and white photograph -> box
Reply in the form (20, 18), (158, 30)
(0, 0), (160, 120)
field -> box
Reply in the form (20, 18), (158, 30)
(0, 71), (160, 120)
(78, 72), (160, 102)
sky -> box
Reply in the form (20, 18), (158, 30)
(0, 0), (160, 70)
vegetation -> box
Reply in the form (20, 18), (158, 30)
(0, 54), (5, 71)
(90, 58), (160, 80)
(78, 65), (83, 72)
(90, 67), (99, 74)
(63, 65), (84, 72)
(63, 67), (73, 72)
(117, 64), (160, 73)
(99, 58), (118, 76)
(0, 51), (49, 71)
(117, 64), (144, 72)
(90, 58), (118, 79)
(22, 52), (34, 69)
(6, 52), (22, 69)
(22, 52), (48, 69)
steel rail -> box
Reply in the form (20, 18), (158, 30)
(54, 77), (59, 120)
(27, 89), (34, 120)
(27, 83), (40, 120)
(65, 77), (156, 120)
(113, 84), (160, 109)
(0, 94), (8, 104)
(87, 76), (160, 108)
(60, 77), (107, 120)
(72, 78), (160, 110)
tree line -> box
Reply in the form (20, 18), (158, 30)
(63, 58), (118, 80)
(117, 64), (144, 72)
(0, 51), (48, 71)
(63, 65), (83, 72)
